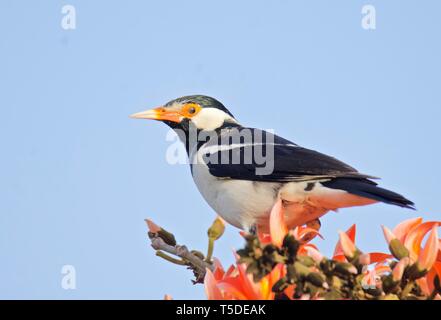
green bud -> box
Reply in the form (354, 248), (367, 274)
(363, 286), (382, 297)
(307, 272), (327, 288)
(335, 262), (358, 276)
(297, 256), (315, 267)
(283, 235), (300, 258)
(294, 261), (311, 277)
(286, 264), (296, 283)
(331, 276), (343, 289)
(207, 217), (225, 240)
(324, 289), (343, 300)
(389, 239), (409, 260)
(381, 275), (399, 294)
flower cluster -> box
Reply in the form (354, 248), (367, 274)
(203, 200), (440, 300)
(146, 200), (440, 300)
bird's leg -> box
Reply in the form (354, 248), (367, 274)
(302, 218), (321, 242)
(306, 218), (321, 231)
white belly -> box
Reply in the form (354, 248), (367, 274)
(191, 161), (279, 230)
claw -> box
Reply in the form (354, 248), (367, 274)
(302, 219), (322, 242)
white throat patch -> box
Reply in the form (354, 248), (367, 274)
(191, 107), (237, 131)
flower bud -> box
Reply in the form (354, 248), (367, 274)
(207, 217), (226, 240)
(307, 272), (327, 288)
(294, 261), (311, 277)
(389, 239), (409, 260)
(335, 262), (358, 275)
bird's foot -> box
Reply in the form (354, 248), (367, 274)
(248, 224), (257, 236)
(302, 218), (321, 242)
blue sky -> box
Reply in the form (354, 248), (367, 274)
(0, 0), (440, 299)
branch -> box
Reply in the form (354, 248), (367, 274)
(145, 218), (224, 284)
(149, 235), (214, 283)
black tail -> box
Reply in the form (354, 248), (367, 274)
(322, 178), (415, 209)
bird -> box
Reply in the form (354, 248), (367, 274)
(131, 95), (414, 234)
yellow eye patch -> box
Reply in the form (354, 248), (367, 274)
(181, 103), (201, 118)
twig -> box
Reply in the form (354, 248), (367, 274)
(155, 250), (187, 265)
(150, 235), (214, 283)
(205, 237), (215, 263)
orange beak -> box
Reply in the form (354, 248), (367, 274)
(130, 106), (182, 123)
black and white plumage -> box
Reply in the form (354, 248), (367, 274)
(131, 95), (414, 232)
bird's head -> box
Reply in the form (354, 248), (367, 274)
(130, 95), (238, 132)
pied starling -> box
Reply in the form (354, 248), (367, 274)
(131, 95), (414, 233)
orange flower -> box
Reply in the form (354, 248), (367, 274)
(381, 218), (440, 295)
(260, 198), (322, 248)
(382, 218), (440, 268)
(362, 263), (391, 288)
(204, 260), (286, 300)
(333, 224), (391, 264)
(206, 216), (439, 300)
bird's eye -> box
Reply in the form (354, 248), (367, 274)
(183, 103), (200, 117)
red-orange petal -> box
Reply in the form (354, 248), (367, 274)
(212, 258), (225, 280)
(291, 226), (324, 242)
(269, 198), (287, 247)
(418, 225), (439, 271)
(416, 277), (431, 296)
(393, 217), (423, 243)
(333, 224), (356, 258)
(405, 221), (440, 261)
(338, 230), (357, 258)
(145, 219), (161, 233)
(392, 257), (409, 281)
(381, 225), (397, 244)
(369, 252), (393, 264)
(204, 268), (224, 300)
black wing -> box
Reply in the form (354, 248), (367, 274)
(202, 127), (377, 182)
